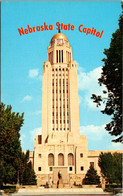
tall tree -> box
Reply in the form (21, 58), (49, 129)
(0, 102), (24, 185)
(0, 103), (37, 186)
(83, 165), (100, 185)
(19, 151), (37, 185)
(91, 5), (123, 142)
(98, 152), (122, 185)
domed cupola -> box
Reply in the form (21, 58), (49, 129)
(47, 31), (72, 66)
(50, 32), (69, 47)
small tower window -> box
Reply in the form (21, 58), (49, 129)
(38, 167), (41, 171)
(38, 135), (42, 144)
(69, 167), (72, 171)
(38, 154), (42, 158)
(90, 162), (94, 168)
(81, 166), (84, 171)
(80, 153), (83, 158)
(49, 167), (53, 171)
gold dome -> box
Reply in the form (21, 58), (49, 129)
(51, 33), (69, 42)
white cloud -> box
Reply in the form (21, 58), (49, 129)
(80, 124), (106, 141)
(78, 65), (107, 110)
(29, 69), (39, 78)
(30, 127), (42, 141)
(107, 142), (123, 150)
(78, 66), (103, 91)
(21, 95), (32, 102)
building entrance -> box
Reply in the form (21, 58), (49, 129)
(53, 167), (68, 184)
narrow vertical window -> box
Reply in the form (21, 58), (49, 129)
(38, 135), (41, 144)
(62, 50), (63, 63)
(59, 50), (61, 63)
(56, 50), (58, 63)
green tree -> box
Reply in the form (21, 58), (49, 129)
(19, 151), (37, 185)
(91, 5), (123, 142)
(0, 102), (24, 185)
(98, 152), (122, 185)
(0, 103), (37, 186)
(0, 103), (36, 185)
(83, 165), (100, 185)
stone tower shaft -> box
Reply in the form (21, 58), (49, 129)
(42, 32), (80, 144)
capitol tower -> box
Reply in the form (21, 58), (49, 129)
(42, 31), (81, 144)
(33, 31), (89, 186)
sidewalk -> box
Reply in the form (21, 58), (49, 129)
(11, 188), (111, 195)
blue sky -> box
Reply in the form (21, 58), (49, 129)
(1, 1), (122, 151)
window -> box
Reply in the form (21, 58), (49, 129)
(38, 135), (42, 144)
(48, 153), (54, 166)
(38, 167), (41, 171)
(81, 166), (84, 171)
(68, 153), (74, 166)
(90, 162), (94, 168)
(38, 154), (42, 158)
(62, 50), (63, 63)
(69, 167), (72, 171)
(59, 50), (61, 63)
(56, 50), (58, 63)
(58, 153), (64, 166)
(80, 153), (83, 158)
(49, 167), (53, 171)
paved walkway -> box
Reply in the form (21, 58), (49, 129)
(10, 188), (112, 195)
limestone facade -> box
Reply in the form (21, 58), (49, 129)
(30, 32), (122, 186)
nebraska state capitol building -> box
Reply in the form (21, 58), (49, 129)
(29, 32), (121, 187)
